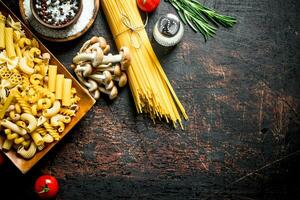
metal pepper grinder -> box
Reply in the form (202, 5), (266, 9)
(153, 13), (184, 47)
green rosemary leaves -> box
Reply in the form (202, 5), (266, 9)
(166, 0), (236, 40)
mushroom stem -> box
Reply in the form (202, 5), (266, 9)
(96, 63), (121, 76)
(74, 63), (92, 77)
(73, 47), (103, 67)
(99, 86), (118, 100)
(102, 53), (123, 64)
(88, 71), (112, 85)
(86, 79), (98, 92)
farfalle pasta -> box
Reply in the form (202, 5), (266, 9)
(0, 12), (80, 159)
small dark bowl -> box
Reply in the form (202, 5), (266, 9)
(30, 0), (83, 29)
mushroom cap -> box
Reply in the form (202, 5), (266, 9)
(120, 47), (131, 71)
(90, 36), (100, 45)
(73, 52), (96, 64)
(103, 70), (112, 83)
(86, 42), (100, 53)
(109, 86), (118, 100)
(98, 37), (108, 49)
(92, 47), (104, 67)
(87, 79), (98, 92)
(113, 63), (122, 76)
(105, 80), (114, 90)
(82, 63), (93, 77)
(118, 72), (127, 87)
(103, 45), (110, 54)
(91, 89), (100, 100)
(95, 63), (112, 69)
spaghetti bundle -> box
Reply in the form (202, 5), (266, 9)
(102, 0), (188, 128)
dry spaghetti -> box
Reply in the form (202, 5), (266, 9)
(102, 0), (188, 128)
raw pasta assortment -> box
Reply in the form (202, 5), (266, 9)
(0, 12), (80, 159)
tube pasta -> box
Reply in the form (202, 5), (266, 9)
(30, 131), (44, 146)
(48, 65), (57, 92)
(4, 129), (11, 135)
(15, 103), (21, 114)
(50, 114), (71, 126)
(21, 140), (31, 148)
(62, 78), (72, 106)
(7, 132), (18, 140)
(57, 122), (65, 133)
(33, 58), (43, 64)
(5, 27), (16, 58)
(2, 138), (13, 150)
(0, 12), (5, 49)
(43, 100), (61, 117)
(14, 44), (22, 57)
(0, 119), (27, 136)
(18, 37), (31, 48)
(30, 74), (43, 85)
(55, 74), (64, 99)
(29, 47), (41, 57)
(19, 57), (34, 74)
(9, 110), (20, 121)
(17, 142), (37, 159)
(37, 98), (52, 110)
(14, 136), (25, 144)
(37, 116), (47, 127)
(20, 113), (37, 133)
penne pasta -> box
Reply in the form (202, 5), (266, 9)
(62, 78), (72, 106)
(0, 12), (5, 49)
(55, 74), (64, 99)
(48, 65), (57, 92)
(4, 27), (16, 58)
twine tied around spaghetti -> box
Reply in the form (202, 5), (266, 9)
(114, 12), (148, 49)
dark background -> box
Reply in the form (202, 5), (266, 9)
(1, 0), (300, 199)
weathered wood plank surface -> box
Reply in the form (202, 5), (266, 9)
(1, 0), (300, 199)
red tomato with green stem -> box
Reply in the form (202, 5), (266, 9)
(34, 175), (59, 199)
(137, 0), (160, 13)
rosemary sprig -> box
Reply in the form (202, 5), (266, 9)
(166, 0), (236, 40)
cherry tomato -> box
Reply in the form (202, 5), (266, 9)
(34, 175), (59, 199)
(137, 0), (160, 13)
(0, 153), (5, 166)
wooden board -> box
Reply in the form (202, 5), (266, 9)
(0, 1), (96, 173)
(18, 0), (100, 42)
(1, 0), (300, 199)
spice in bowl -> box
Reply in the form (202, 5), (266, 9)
(31, 0), (82, 29)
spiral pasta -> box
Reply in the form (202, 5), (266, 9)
(43, 122), (60, 141)
(14, 90), (32, 114)
(59, 108), (76, 116)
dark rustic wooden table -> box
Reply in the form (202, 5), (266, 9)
(1, 0), (300, 199)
